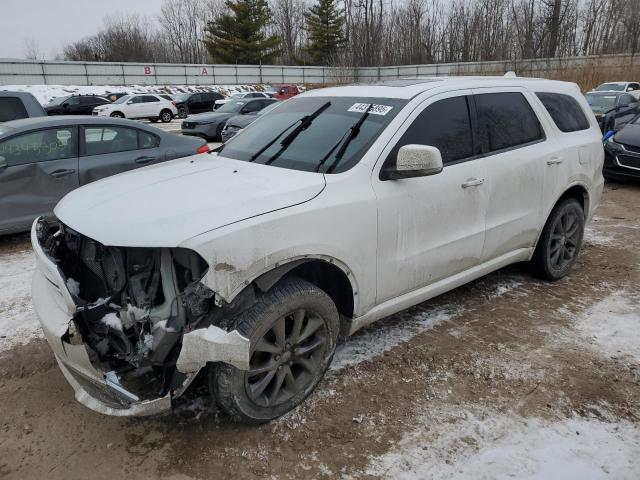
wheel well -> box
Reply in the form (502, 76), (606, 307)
(557, 185), (589, 218)
(111, 111), (124, 117)
(252, 259), (355, 319)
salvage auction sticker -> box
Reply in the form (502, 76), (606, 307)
(348, 103), (393, 115)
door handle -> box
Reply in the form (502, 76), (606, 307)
(547, 157), (563, 165)
(50, 168), (76, 178)
(461, 178), (484, 188)
(135, 156), (155, 164)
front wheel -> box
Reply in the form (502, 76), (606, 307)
(530, 198), (585, 281)
(160, 109), (173, 123)
(110, 112), (124, 118)
(178, 106), (187, 119)
(212, 278), (339, 423)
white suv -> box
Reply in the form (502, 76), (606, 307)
(31, 77), (604, 422)
(93, 94), (178, 122)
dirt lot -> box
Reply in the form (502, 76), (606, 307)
(1, 183), (639, 479)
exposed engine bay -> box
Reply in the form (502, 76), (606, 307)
(36, 219), (243, 402)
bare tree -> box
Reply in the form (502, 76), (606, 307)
(23, 37), (42, 60)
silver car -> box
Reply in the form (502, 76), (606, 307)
(0, 116), (209, 235)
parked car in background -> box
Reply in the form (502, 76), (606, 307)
(31, 77), (602, 421)
(0, 91), (46, 122)
(104, 92), (129, 103)
(92, 94), (178, 122)
(591, 82), (640, 99)
(182, 98), (278, 140)
(274, 84), (301, 100)
(584, 91), (640, 132)
(45, 95), (112, 116)
(214, 91), (272, 109)
(175, 91), (225, 116)
(603, 115), (640, 181)
(221, 101), (280, 142)
(0, 116), (208, 235)
(158, 94), (187, 119)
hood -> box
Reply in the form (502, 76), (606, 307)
(226, 114), (256, 129)
(188, 112), (232, 123)
(55, 155), (326, 247)
(613, 122), (640, 147)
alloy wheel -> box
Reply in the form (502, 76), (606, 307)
(549, 210), (581, 270)
(245, 309), (327, 407)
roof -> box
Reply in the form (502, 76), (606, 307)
(0, 115), (162, 137)
(302, 76), (581, 100)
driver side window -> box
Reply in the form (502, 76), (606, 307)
(385, 95), (474, 171)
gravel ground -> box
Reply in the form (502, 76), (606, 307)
(0, 182), (639, 480)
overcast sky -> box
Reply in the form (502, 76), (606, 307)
(0, 0), (165, 60)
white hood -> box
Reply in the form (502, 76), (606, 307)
(55, 155), (326, 247)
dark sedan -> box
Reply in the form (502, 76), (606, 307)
(585, 91), (640, 132)
(44, 95), (112, 116)
(0, 116), (209, 235)
(181, 98), (278, 141)
(221, 101), (280, 142)
(603, 115), (640, 181)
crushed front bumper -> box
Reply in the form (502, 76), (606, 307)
(30, 218), (250, 417)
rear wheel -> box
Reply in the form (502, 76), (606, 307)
(110, 111), (124, 118)
(212, 278), (339, 423)
(530, 198), (584, 281)
(160, 109), (173, 123)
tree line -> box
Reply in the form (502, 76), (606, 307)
(61, 0), (640, 67)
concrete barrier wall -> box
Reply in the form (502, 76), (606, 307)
(0, 53), (636, 86)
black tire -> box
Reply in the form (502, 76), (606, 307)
(149, 117), (159, 123)
(160, 109), (173, 123)
(530, 198), (584, 281)
(212, 277), (339, 424)
(178, 107), (187, 119)
(110, 111), (124, 118)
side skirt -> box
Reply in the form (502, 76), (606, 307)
(348, 248), (533, 335)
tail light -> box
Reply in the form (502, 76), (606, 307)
(172, 101), (177, 106)
(196, 144), (210, 154)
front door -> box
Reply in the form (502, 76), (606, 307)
(373, 91), (488, 303)
(0, 126), (79, 232)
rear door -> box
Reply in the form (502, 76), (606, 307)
(471, 88), (548, 261)
(141, 95), (161, 117)
(79, 125), (161, 184)
(0, 126), (78, 232)
(188, 94), (204, 114)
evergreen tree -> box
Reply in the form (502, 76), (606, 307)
(305, 0), (346, 65)
(204, 0), (280, 64)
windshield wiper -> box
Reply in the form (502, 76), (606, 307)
(246, 102), (330, 163)
(263, 102), (331, 165)
(319, 104), (373, 173)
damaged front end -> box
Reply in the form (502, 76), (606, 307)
(31, 218), (249, 416)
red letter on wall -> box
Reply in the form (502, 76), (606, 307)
(144, 66), (152, 75)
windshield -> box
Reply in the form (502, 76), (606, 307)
(47, 95), (70, 106)
(586, 94), (617, 110)
(231, 93), (245, 99)
(113, 95), (131, 104)
(595, 83), (625, 92)
(217, 96), (406, 173)
(217, 99), (248, 113)
(176, 93), (191, 102)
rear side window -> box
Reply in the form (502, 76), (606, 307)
(389, 95), (473, 165)
(0, 127), (76, 166)
(0, 97), (28, 122)
(475, 92), (544, 153)
(84, 126), (139, 155)
(536, 92), (590, 132)
(142, 95), (160, 103)
(618, 94), (636, 106)
(139, 131), (159, 149)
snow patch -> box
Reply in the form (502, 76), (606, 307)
(584, 226), (617, 247)
(100, 313), (123, 331)
(364, 408), (640, 480)
(331, 305), (461, 372)
(575, 291), (640, 363)
(0, 249), (41, 352)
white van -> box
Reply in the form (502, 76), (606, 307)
(32, 76), (604, 422)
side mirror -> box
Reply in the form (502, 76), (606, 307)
(0, 155), (7, 170)
(381, 145), (443, 180)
